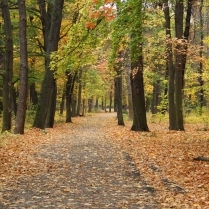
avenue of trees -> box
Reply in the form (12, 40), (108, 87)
(0, 0), (209, 134)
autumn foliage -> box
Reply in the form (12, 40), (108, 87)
(85, 0), (116, 29)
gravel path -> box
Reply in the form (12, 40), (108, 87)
(0, 113), (159, 208)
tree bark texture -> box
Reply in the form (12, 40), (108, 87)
(131, 54), (149, 131)
(45, 79), (57, 128)
(1, 0), (13, 132)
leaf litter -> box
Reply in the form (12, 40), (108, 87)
(0, 113), (158, 208)
(0, 113), (208, 208)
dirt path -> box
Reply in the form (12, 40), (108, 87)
(0, 113), (159, 208)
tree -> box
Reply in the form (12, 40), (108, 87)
(163, 0), (176, 129)
(66, 72), (76, 122)
(33, 0), (64, 129)
(115, 51), (125, 126)
(14, 0), (28, 134)
(174, 0), (193, 130)
(1, 0), (13, 132)
(129, 0), (149, 131)
(197, 0), (204, 111)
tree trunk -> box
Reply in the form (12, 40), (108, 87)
(116, 72), (125, 126)
(12, 86), (17, 116)
(14, 0), (28, 134)
(45, 79), (57, 128)
(114, 79), (118, 112)
(71, 94), (76, 117)
(151, 80), (160, 114)
(131, 52), (149, 131)
(33, 0), (64, 129)
(82, 99), (86, 116)
(76, 69), (82, 116)
(60, 84), (65, 115)
(125, 51), (133, 120)
(101, 97), (104, 110)
(104, 96), (107, 112)
(30, 83), (38, 106)
(1, 0), (13, 132)
(66, 73), (76, 122)
(88, 96), (93, 113)
(163, 0), (176, 130)
(174, 0), (192, 130)
(174, 0), (184, 131)
(0, 89), (3, 116)
(95, 97), (99, 109)
(197, 0), (204, 112)
(109, 85), (113, 112)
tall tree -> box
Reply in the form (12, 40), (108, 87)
(197, 0), (204, 111)
(174, 0), (193, 130)
(66, 72), (76, 122)
(1, 0), (13, 132)
(33, 0), (64, 129)
(115, 51), (125, 126)
(14, 0), (28, 134)
(163, 0), (176, 129)
(130, 0), (149, 131)
(174, 0), (184, 130)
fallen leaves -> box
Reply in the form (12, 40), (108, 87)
(0, 113), (209, 208)
(103, 117), (209, 208)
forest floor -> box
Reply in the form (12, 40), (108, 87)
(0, 112), (209, 208)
